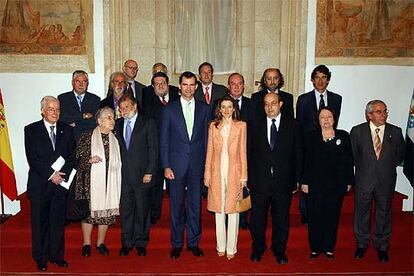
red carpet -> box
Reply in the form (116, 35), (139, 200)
(0, 192), (413, 275)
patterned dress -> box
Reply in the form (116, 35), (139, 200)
(75, 131), (116, 225)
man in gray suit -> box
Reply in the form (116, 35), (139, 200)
(350, 100), (405, 263)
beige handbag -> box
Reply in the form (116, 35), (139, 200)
(236, 187), (251, 213)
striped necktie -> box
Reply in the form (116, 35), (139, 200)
(374, 128), (382, 160)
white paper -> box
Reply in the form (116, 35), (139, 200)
(60, 169), (77, 190)
(51, 156), (65, 171)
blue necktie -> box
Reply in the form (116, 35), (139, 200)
(76, 95), (82, 111)
(125, 120), (132, 149)
(270, 119), (277, 150)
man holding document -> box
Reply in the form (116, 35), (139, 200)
(24, 96), (76, 271)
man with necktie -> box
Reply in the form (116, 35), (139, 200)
(58, 70), (100, 140)
(142, 71), (179, 224)
(160, 71), (210, 259)
(296, 65), (342, 224)
(122, 59), (146, 111)
(194, 62), (227, 105)
(24, 96), (76, 271)
(350, 100), (405, 263)
(248, 93), (302, 264)
(116, 94), (158, 257)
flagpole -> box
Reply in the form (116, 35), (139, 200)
(0, 182), (12, 224)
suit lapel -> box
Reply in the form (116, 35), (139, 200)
(40, 120), (55, 152)
(191, 101), (202, 141)
(116, 118), (127, 150)
(130, 116), (142, 147)
(174, 100), (190, 142)
(363, 123), (377, 160)
(380, 124), (391, 159)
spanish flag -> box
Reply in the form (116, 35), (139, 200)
(0, 90), (17, 201)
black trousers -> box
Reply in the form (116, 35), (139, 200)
(30, 186), (67, 263)
(307, 192), (343, 253)
(149, 168), (165, 221)
(250, 191), (292, 255)
(120, 181), (152, 248)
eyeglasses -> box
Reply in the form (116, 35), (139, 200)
(371, 109), (388, 115)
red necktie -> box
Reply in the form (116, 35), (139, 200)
(205, 86), (210, 104)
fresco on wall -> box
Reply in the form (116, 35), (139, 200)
(0, 0), (85, 55)
(315, 0), (414, 65)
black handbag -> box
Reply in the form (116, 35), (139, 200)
(66, 178), (90, 221)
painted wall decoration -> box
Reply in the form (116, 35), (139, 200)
(0, 0), (94, 72)
(315, 0), (414, 65)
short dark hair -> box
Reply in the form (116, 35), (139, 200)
(179, 71), (197, 84)
(151, 72), (169, 85)
(311, 65), (331, 81)
(118, 93), (136, 107)
(315, 106), (337, 129)
(198, 62), (213, 74)
(259, 68), (285, 90)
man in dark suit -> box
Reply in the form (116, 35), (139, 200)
(24, 96), (76, 271)
(350, 100), (405, 263)
(194, 62), (227, 105)
(142, 71), (179, 224)
(123, 59), (146, 110)
(296, 64), (342, 224)
(251, 68), (294, 119)
(160, 71), (210, 259)
(58, 70), (100, 140)
(248, 93), (302, 264)
(142, 63), (179, 100)
(116, 94), (158, 257)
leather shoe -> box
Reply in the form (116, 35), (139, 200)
(150, 217), (158, 224)
(170, 247), (182, 259)
(377, 250), (389, 263)
(325, 252), (335, 259)
(310, 252), (320, 259)
(51, 259), (68, 267)
(136, 247), (147, 256)
(119, 247), (131, 256)
(36, 261), (47, 271)
(276, 253), (288, 264)
(82, 245), (91, 257)
(354, 247), (367, 259)
(96, 244), (109, 256)
(250, 251), (262, 262)
(187, 246), (204, 257)
(239, 222), (249, 230)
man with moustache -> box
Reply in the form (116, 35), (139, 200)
(142, 63), (179, 102)
(251, 68), (294, 119)
(248, 93), (302, 264)
(160, 71), (210, 259)
(24, 96), (76, 271)
(58, 70), (100, 140)
(142, 71), (179, 224)
(100, 72), (127, 119)
(350, 100), (404, 263)
(116, 94), (158, 257)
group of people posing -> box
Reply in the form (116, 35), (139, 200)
(24, 61), (406, 272)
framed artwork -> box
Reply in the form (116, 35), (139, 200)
(0, 0), (94, 73)
(315, 0), (414, 65)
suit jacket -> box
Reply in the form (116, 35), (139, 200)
(251, 89), (294, 119)
(58, 91), (100, 140)
(100, 94), (117, 110)
(142, 84), (179, 103)
(160, 98), (210, 178)
(204, 121), (247, 213)
(248, 116), (303, 194)
(132, 80), (147, 112)
(350, 122), (405, 194)
(115, 116), (158, 187)
(24, 120), (76, 200)
(195, 82), (228, 104)
(296, 90), (342, 133)
(142, 87), (180, 128)
(301, 129), (354, 195)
